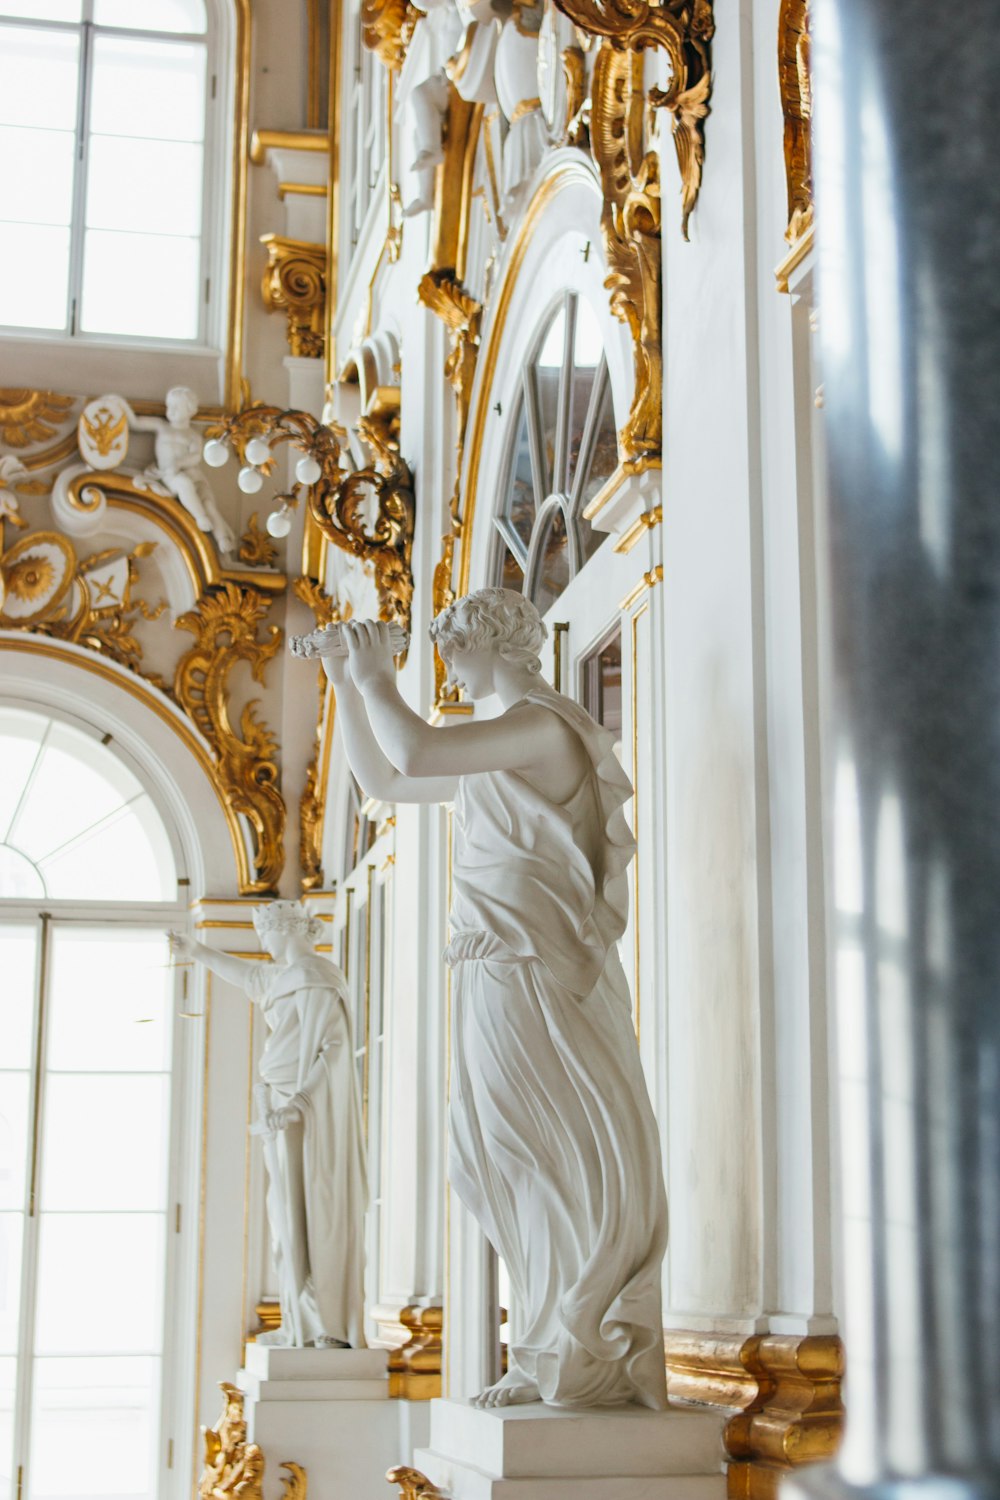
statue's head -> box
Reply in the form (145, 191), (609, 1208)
(429, 587), (547, 697)
(165, 386), (199, 424)
(252, 900), (324, 958)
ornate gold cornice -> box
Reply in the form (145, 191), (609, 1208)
(260, 235), (327, 359)
(361, 0), (421, 69)
(553, 0), (714, 239)
(778, 0), (813, 248)
(663, 1331), (845, 1500)
(199, 1383), (307, 1500)
(174, 584), (286, 895)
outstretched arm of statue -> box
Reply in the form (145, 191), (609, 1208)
(119, 400), (163, 436)
(345, 621), (567, 780)
(321, 640), (458, 805)
(169, 932), (254, 989)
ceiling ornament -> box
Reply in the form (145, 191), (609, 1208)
(260, 235), (327, 359)
(778, 0), (812, 246)
(0, 388), (75, 449)
(292, 576), (339, 894)
(199, 1383), (307, 1500)
(552, 0), (715, 240)
(174, 583), (286, 895)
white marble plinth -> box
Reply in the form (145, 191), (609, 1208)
(413, 1399), (727, 1499)
(238, 1346), (425, 1500)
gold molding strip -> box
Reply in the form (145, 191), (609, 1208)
(775, 223), (815, 294)
(278, 182), (327, 200)
(620, 563), (664, 612)
(613, 504), (664, 554)
(226, 2), (252, 410)
(778, 0), (813, 250)
(249, 129), (329, 165)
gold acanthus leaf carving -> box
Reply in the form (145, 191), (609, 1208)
(553, 0), (714, 239)
(260, 235), (327, 359)
(778, 0), (812, 244)
(309, 427), (415, 636)
(0, 388), (75, 449)
(418, 269), (483, 705)
(239, 512), (280, 569)
(200, 1383), (307, 1500)
(591, 41), (662, 458)
(173, 583), (285, 894)
(386, 1467), (445, 1500)
(292, 576), (339, 893)
(362, 0), (421, 69)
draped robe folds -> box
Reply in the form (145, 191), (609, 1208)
(243, 957), (367, 1348)
(445, 681), (669, 1408)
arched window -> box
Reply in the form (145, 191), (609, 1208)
(0, 0), (213, 342)
(0, 706), (186, 1499)
(491, 291), (620, 615)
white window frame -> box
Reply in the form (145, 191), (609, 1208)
(0, 0), (234, 395)
(0, 701), (198, 1500)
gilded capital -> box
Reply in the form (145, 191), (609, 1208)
(260, 234), (327, 359)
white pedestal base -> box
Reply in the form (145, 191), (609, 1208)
(413, 1398), (727, 1499)
(238, 1346), (426, 1500)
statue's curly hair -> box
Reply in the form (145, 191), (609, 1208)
(252, 900), (324, 945)
(429, 587), (548, 676)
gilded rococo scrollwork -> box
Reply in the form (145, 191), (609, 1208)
(293, 575), (339, 892)
(174, 583), (286, 895)
(362, 0), (421, 69)
(260, 235), (328, 359)
(0, 387), (75, 449)
(1, 391), (290, 897)
(212, 404), (415, 635)
(778, 0), (812, 245)
(200, 1382), (307, 1500)
(553, 0), (714, 241)
(590, 41), (663, 457)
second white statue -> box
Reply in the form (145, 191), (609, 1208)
(171, 901), (367, 1349)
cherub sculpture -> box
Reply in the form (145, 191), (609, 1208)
(126, 386), (236, 555)
(312, 589), (668, 1409)
(172, 901), (367, 1349)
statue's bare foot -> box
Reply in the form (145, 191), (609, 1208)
(472, 1371), (540, 1409)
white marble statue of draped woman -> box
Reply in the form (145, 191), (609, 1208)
(171, 902), (367, 1349)
(316, 588), (668, 1409)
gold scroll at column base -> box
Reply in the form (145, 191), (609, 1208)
(386, 1466), (444, 1499)
(199, 1382), (307, 1500)
(384, 1306), (443, 1400)
(664, 1332), (844, 1500)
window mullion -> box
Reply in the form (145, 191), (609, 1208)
(67, 19), (96, 337)
(11, 913), (51, 1497)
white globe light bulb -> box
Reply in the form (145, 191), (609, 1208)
(245, 436), (272, 465)
(266, 507), (292, 538)
(295, 454), (322, 486)
(237, 465), (264, 494)
(203, 438), (229, 468)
